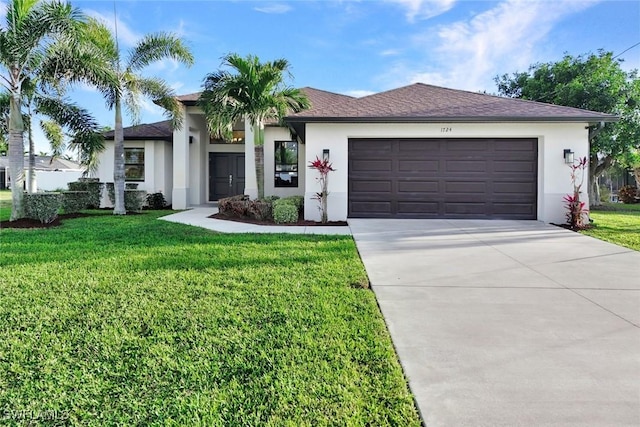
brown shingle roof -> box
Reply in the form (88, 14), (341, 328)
(103, 120), (173, 141)
(287, 83), (618, 123)
(176, 87), (353, 112)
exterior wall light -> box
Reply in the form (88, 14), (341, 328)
(323, 149), (330, 161)
(563, 149), (574, 164)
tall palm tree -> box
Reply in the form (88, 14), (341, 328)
(199, 53), (310, 199)
(0, 0), (115, 220)
(86, 18), (194, 215)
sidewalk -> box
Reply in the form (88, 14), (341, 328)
(159, 207), (352, 235)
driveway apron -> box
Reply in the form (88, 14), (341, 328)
(349, 219), (640, 427)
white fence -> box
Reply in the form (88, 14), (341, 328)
(34, 170), (84, 191)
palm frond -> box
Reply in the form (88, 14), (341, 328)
(40, 119), (65, 161)
(126, 32), (194, 72)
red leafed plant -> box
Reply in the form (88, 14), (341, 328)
(565, 156), (590, 229)
(308, 156), (335, 223)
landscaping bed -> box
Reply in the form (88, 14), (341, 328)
(0, 211), (420, 425)
(210, 212), (347, 226)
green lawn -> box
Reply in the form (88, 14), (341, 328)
(0, 189), (10, 221)
(0, 211), (420, 426)
(583, 207), (640, 251)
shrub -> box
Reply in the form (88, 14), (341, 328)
(273, 202), (298, 224)
(106, 182), (140, 205)
(125, 189), (146, 212)
(24, 192), (62, 224)
(247, 199), (272, 221)
(61, 191), (90, 214)
(618, 185), (638, 204)
(67, 178), (104, 209)
(218, 195), (249, 217)
(285, 195), (304, 213)
(145, 192), (167, 210)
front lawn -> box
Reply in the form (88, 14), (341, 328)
(583, 208), (640, 251)
(0, 211), (420, 426)
(0, 189), (10, 221)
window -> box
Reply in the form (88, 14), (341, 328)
(275, 141), (298, 187)
(124, 148), (144, 181)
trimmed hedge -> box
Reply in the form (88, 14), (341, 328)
(618, 185), (639, 204)
(61, 191), (90, 214)
(24, 192), (62, 224)
(125, 189), (146, 212)
(106, 182), (140, 206)
(67, 178), (104, 209)
(273, 202), (298, 224)
(145, 192), (167, 210)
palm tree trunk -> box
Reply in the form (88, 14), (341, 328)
(254, 121), (264, 199)
(27, 120), (36, 194)
(8, 93), (24, 221)
(113, 96), (126, 215)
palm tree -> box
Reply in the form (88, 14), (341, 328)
(199, 54), (310, 199)
(0, 0), (114, 220)
(86, 19), (194, 215)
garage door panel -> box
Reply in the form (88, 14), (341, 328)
(445, 181), (487, 193)
(397, 201), (439, 214)
(399, 140), (440, 152)
(348, 138), (537, 219)
(446, 160), (488, 173)
(351, 159), (392, 172)
(398, 181), (439, 193)
(494, 139), (536, 151)
(445, 202), (488, 215)
(493, 181), (536, 194)
(398, 160), (439, 172)
(445, 140), (489, 151)
(351, 179), (392, 193)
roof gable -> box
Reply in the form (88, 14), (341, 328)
(103, 120), (173, 141)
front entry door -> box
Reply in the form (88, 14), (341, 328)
(209, 153), (245, 201)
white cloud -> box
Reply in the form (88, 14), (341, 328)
(380, 49), (400, 56)
(386, 0), (456, 23)
(85, 9), (141, 48)
(387, 0), (598, 91)
(254, 3), (292, 14)
(343, 89), (376, 98)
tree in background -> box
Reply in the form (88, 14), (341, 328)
(495, 50), (640, 205)
(0, 0), (115, 220)
(199, 53), (310, 199)
(85, 18), (193, 214)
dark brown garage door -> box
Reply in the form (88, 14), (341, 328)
(348, 138), (537, 219)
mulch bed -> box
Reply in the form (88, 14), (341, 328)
(210, 213), (348, 227)
(0, 213), (92, 229)
(551, 223), (593, 232)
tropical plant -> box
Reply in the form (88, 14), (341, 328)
(0, 0), (114, 220)
(564, 156), (590, 229)
(199, 53), (310, 199)
(83, 18), (193, 214)
(309, 156), (335, 224)
(495, 50), (640, 206)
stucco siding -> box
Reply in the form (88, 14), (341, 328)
(304, 122), (589, 223)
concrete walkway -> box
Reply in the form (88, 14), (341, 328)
(350, 219), (640, 427)
(159, 207), (351, 235)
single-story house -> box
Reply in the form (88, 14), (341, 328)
(0, 155), (83, 191)
(97, 83), (617, 223)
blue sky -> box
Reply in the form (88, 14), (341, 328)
(10, 0), (640, 152)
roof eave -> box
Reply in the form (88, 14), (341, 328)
(285, 115), (619, 124)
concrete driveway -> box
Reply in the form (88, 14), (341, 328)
(349, 219), (640, 427)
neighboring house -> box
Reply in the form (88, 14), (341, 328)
(0, 155), (83, 191)
(97, 83), (616, 223)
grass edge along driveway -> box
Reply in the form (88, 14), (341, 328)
(0, 211), (421, 426)
(583, 206), (640, 251)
